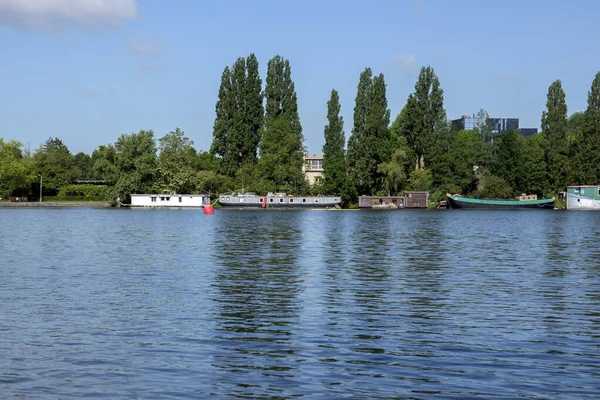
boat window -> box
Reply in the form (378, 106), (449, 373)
(574, 188), (580, 194)
(303, 199), (307, 203)
(166, 197), (170, 201)
(151, 197), (156, 202)
(290, 198), (294, 203)
(280, 198), (284, 203)
(259, 198), (263, 203)
(270, 198), (274, 203)
(226, 197), (230, 201)
(221, 197), (224, 201)
(160, 197), (165, 201)
(314, 199), (319, 203)
(179, 197), (182, 203)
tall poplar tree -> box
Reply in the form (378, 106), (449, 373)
(210, 54), (263, 178)
(347, 68), (391, 195)
(257, 55), (305, 192)
(322, 89), (348, 197)
(398, 66), (446, 171)
(541, 80), (568, 192)
(579, 72), (600, 184)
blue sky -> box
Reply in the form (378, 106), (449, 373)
(1, 0), (599, 156)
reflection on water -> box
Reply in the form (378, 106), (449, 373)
(1, 208), (600, 398)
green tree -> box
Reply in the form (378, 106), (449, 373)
(91, 144), (119, 182)
(73, 152), (91, 179)
(448, 129), (487, 194)
(155, 128), (199, 194)
(578, 72), (600, 184)
(478, 174), (513, 198)
(34, 137), (78, 194)
(257, 55), (305, 192)
(347, 68), (391, 195)
(541, 80), (568, 191)
(403, 66), (447, 171)
(518, 133), (548, 195)
(492, 129), (524, 193)
(210, 54), (264, 178)
(322, 89), (348, 197)
(0, 139), (35, 198)
(111, 130), (158, 203)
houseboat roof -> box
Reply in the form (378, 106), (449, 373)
(131, 194), (207, 197)
(567, 185), (600, 188)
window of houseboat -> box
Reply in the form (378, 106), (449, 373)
(179, 197), (182, 202)
(290, 199), (294, 203)
(226, 197), (230, 201)
(270, 198), (274, 203)
(151, 196), (156, 202)
(165, 197), (170, 201)
(302, 199), (307, 203)
(259, 198), (263, 203)
(160, 197), (165, 201)
(314, 199), (319, 203)
(279, 198), (284, 203)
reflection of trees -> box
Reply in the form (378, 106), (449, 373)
(210, 211), (303, 397)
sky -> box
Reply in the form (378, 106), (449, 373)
(1, 0), (599, 156)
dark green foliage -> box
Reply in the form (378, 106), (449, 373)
(34, 137), (79, 193)
(403, 66), (447, 171)
(478, 174), (513, 198)
(257, 115), (306, 193)
(258, 55), (305, 192)
(322, 89), (349, 198)
(211, 54), (264, 178)
(0, 139), (34, 198)
(57, 184), (108, 198)
(519, 133), (548, 195)
(577, 72), (600, 184)
(347, 68), (391, 195)
(155, 128), (199, 194)
(491, 129), (524, 194)
(541, 80), (568, 191)
(95, 130), (158, 204)
(73, 152), (91, 179)
(448, 130), (487, 194)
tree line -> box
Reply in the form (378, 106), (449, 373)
(2, 53), (600, 206)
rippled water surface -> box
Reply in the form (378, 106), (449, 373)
(1, 207), (599, 399)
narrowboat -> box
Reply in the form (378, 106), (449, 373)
(218, 193), (342, 209)
(446, 193), (555, 209)
(566, 185), (600, 210)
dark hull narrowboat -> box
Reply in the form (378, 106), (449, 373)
(446, 194), (555, 210)
(218, 193), (342, 209)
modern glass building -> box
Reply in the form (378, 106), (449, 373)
(451, 114), (537, 137)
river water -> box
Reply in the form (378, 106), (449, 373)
(1, 208), (599, 399)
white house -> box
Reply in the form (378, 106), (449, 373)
(303, 155), (324, 185)
(130, 194), (209, 208)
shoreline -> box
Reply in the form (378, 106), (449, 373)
(0, 201), (110, 208)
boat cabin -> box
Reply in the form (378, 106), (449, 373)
(567, 185), (600, 210)
(131, 194), (209, 208)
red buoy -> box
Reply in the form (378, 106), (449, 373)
(204, 205), (214, 214)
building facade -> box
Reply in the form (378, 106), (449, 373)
(303, 155), (324, 185)
(451, 113), (537, 137)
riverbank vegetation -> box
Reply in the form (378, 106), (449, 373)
(1, 53), (599, 206)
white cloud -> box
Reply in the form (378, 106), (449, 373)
(393, 54), (418, 77)
(127, 39), (161, 55)
(0, 0), (138, 30)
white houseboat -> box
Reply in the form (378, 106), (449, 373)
(566, 185), (600, 210)
(130, 194), (209, 208)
